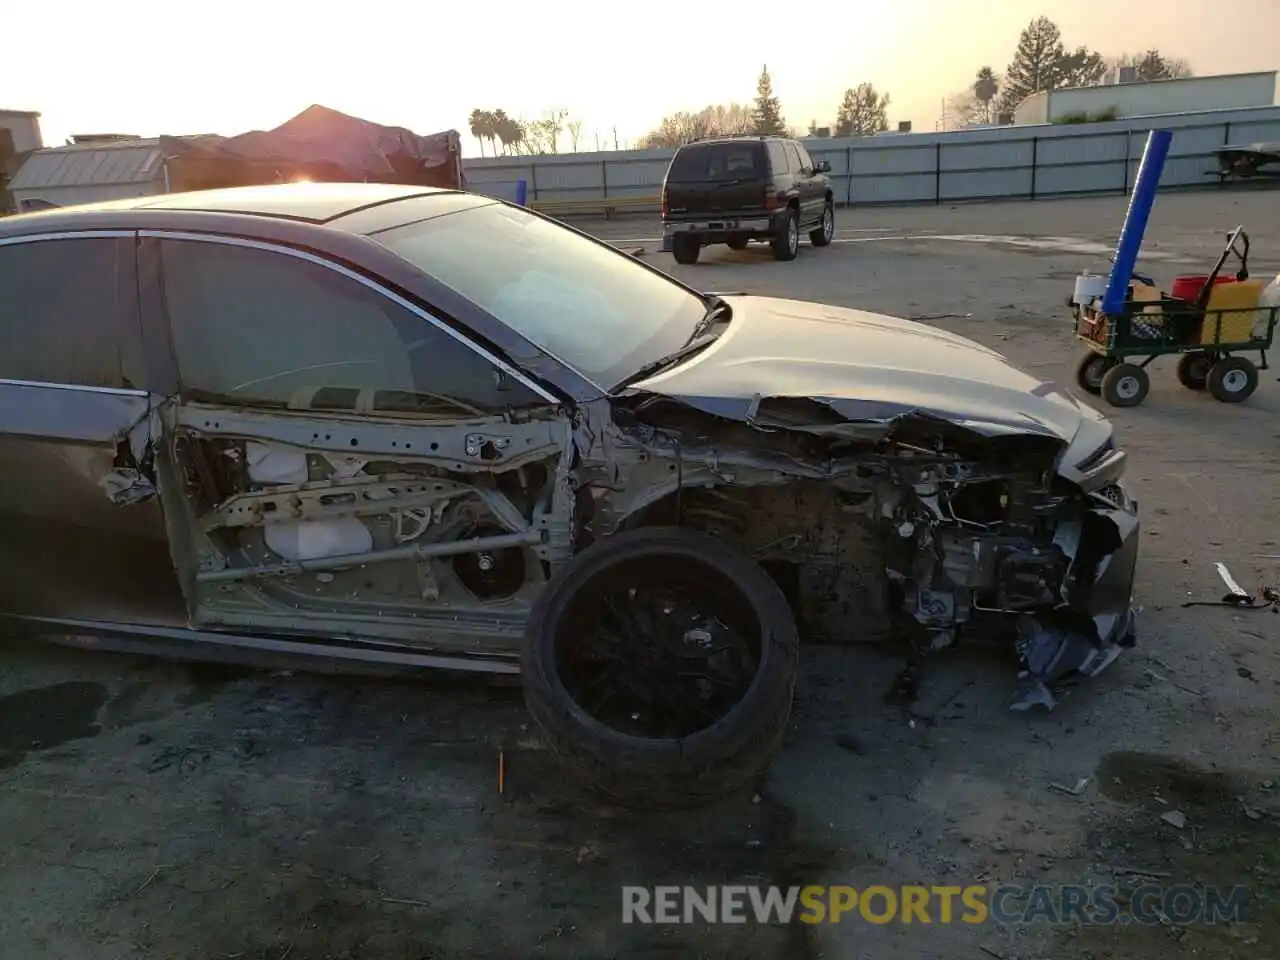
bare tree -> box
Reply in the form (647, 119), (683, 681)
(567, 118), (583, 152)
(945, 90), (986, 129)
(1110, 50), (1193, 80)
(834, 83), (890, 137)
(639, 104), (756, 148)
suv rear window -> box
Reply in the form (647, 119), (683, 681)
(667, 142), (764, 182)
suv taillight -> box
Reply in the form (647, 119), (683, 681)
(660, 186), (668, 218)
(764, 189), (779, 211)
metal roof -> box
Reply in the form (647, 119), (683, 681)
(8, 139), (162, 191)
(0, 182), (466, 235)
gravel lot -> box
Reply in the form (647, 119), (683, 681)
(3, 190), (1280, 960)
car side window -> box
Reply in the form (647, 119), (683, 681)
(784, 143), (804, 175)
(796, 144), (815, 174)
(159, 239), (545, 416)
(0, 237), (134, 389)
(766, 141), (789, 176)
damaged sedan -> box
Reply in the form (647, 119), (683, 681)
(0, 184), (1139, 807)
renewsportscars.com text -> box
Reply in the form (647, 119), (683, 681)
(621, 884), (1248, 926)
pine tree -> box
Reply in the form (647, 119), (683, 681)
(752, 65), (786, 136)
(999, 17), (1106, 114)
(999, 16), (1066, 114)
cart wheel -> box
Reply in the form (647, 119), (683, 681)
(1075, 353), (1113, 395)
(1175, 352), (1214, 391)
(1100, 363), (1150, 407)
(1206, 356), (1258, 403)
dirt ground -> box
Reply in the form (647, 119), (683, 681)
(4, 189), (1280, 960)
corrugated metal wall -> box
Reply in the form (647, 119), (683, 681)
(1048, 73), (1276, 122)
(462, 105), (1280, 208)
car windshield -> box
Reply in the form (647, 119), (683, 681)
(373, 202), (708, 390)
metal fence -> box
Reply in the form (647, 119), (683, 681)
(461, 105), (1280, 209)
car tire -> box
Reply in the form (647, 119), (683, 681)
(726, 236), (749, 250)
(771, 209), (799, 262)
(809, 202), (834, 247)
(1075, 352), (1113, 395)
(1206, 356), (1258, 403)
(1100, 362), (1150, 407)
(1175, 351), (1213, 390)
(520, 526), (799, 809)
(672, 235), (700, 265)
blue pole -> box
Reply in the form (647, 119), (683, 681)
(1101, 129), (1172, 314)
(515, 178), (528, 206)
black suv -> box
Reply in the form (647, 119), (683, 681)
(659, 136), (834, 264)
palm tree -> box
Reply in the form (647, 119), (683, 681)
(468, 109), (491, 157)
(974, 67), (999, 124)
(492, 110), (518, 156)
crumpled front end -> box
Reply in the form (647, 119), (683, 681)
(882, 446), (1139, 710)
(598, 386), (1140, 712)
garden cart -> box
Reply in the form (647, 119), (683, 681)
(1069, 226), (1279, 407)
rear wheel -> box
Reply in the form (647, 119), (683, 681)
(520, 527), (799, 809)
(1075, 352), (1113, 395)
(771, 209), (799, 262)
(1175, 352), (1213, 390)
(672, 235), (700, 265)
(1100, 362), (1150, 407)
(1207, 356), (1258, 403)
(809, 201), (834, 247)
(726, 236), (749, 251)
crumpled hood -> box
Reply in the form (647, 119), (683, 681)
(631, 295), (1087, 443)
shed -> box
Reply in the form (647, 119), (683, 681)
(1014, 71), (1278, 125)
(7, 138), (165, 211)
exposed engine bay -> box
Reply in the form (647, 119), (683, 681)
(156, 382), (1137, 710)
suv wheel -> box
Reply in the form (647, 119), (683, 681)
(672, 235), (700, 265)
(771, 210), (799, 262)
(809, 202), (834, 247)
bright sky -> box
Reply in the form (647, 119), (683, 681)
(3, 0), (1276, 156)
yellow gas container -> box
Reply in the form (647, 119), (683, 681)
(1200, 280), (1265, 345)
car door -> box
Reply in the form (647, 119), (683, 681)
(0, 232), (185, 625)
(142, 233), (563, 655)
(782, 142), (813, 225)
(792, 143), (822, 225)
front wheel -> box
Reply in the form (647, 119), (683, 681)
(1100, 362), (1150, 407)
(1075, 352), (1113, 395)
(1207, 356), (1258, 403)
(809, 202), (835, 247)
(771, 210), (799, 262)
(672, 235), (700, 265)
(520, 527), (799, 809)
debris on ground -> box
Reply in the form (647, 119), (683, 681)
(1049, 776), (1091, 797)
(1160, 809), (1187, 829)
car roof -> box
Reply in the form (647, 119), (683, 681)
(0, 182), (464, 235)
(677, 136), (788, 148)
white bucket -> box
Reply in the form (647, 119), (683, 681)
(1072, 273), (1107, 306)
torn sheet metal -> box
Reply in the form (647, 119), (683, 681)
(100, 468), (157, 506)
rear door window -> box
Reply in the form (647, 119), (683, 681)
(0, 236), (137, 389)
(667, 143), (764, 181)
(766, 141), (789, 176)
(784, 143), (804, 175)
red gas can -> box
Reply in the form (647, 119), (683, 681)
(1171, 274), (1235, 301)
